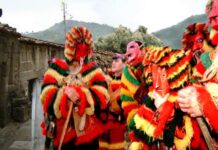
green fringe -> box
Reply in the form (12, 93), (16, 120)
(92, 81), (108, 89)
(142, 97), (156, 111)
(49, 63), (68, 76)
(168, 64), (189, 83)
(81, 65), (98, 77)
(168, 50), (185, 67)
(200, 52), (212, 69)
(163, 109), (184, 147)
(128, 117), (155, 145)
(155, 48), (169, 64)
(120, 95), (134, 101)
(41, 83), (59, 93)
(47, 91), (58, 119)
(89, 88), (102, 118)
(123, 66), (140, 86)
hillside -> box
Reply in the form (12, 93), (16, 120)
(25, 20), (115, 44)
(153, 14), (208, 49)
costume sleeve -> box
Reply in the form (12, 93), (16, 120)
(195, 83), (218, 133)
(120, 65), (140, 124)
(128, 92), (175, 143)
(40, 58), (69, 120)
(62, 62), (110, 119)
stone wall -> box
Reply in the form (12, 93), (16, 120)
(0, 23), (113, 127)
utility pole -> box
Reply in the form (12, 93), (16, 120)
(61, 0), (67, 35)
(0, 8), (2, 17)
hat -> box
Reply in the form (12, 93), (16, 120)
(181, 23), (208, 49)
(112, 53), (125, 61)
(64, 26), (94, 64)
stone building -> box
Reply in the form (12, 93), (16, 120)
(0, 23), (113, 127)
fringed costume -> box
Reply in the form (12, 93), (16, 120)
(40, 26), (109, 150)
(122, 46), (197, 150)
(99, 53), (126, 150)
(99, 75), (126, 150)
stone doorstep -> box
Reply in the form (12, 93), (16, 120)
(9, 141), (31, 150)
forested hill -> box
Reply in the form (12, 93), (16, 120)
(153, 14), (208, 49)
(25, 20), (115, 44)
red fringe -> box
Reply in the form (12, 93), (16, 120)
(43, 88), (58, 113)
(80, 62), (97, 74)
(190, 119), (201, 148)
(42, 74), (57, 84)
(40, 121), (46, 136)
(53, 118), (76, 147)
(123, 104), (139, 117)
(196, 86), (218, 133)
(59, 93), (69, 118)
(166, 53), (189, 75)
(74, 86), (87, 116)
(75, 116), (104, 145)
(111, 83), (121, 91)
(137, 105), (156, 125)
(154, 101), (174, 137)
(195, 61), (206, 75)
(89, 73), (106, 85)
(211, 31), (218, 45)
(90, 87), (107, 110)
(104, 118), (126, 131)
(52, 58), (69, 70)
(129, 131), (140, 142)
(120, 82), (129, 90)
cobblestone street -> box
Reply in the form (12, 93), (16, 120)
(0, 119), (32, 150)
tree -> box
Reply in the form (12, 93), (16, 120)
(95, 25), (163, 52)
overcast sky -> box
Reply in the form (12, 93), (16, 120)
(1, 0), (207, 33)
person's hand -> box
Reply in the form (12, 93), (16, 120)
(152, 90), (169, 108)
(64, 86), (79, 103)
(178, 86), (202, 117)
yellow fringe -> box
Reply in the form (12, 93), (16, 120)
(174, 116), (193, 150)
(99, 141), (125, 149)
(127, 108), (138, 125)
(81, 68), (102, 83)
(167, 62), (188, 80)
(111, 79), (121, 85)
(44, 68), (65, 85)
(129, 141), (144, 150)
(121, 74), (139, 95)
(92, 85), (110, 103)
(40, 85), (58, 104)
(121, 88), (134, 98)
(168, 94), (177, 103)
(203, 40), (214, 52)
(134, 114), (156, 137)
(64, 48), (75, 61)
(205, 82), (218, 107)
(170, 73), (188, 89)
(81, 87), (95, 115)
(168, 50), (185, 66)
(53, 89), (63, 119)
(122, 101), (138, 110)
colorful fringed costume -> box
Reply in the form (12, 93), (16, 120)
(123, 22), (217, 149)
(192, 52), (218, 148)
(40, 26), (109, 150)
(122, 46), (197, 150)
(184, 5), (218, 146)
(99, 75), (126, 150)
(99, 53), (126, 150)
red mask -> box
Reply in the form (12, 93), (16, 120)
(151, 64), (169, 97)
